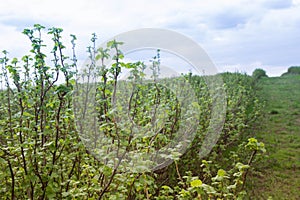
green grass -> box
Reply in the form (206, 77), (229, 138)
(248, 75), (300, 199)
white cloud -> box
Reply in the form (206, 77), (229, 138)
(0, 0), (299, 76)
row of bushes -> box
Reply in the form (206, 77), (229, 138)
(0, 25), (266, 199)
(251, 66), (300, 80)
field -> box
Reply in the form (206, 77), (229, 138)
(248, 75), (300, 199)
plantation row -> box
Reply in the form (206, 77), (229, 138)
(0, 25), (265, 199)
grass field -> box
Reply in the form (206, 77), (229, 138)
(248, 75), (300, 199)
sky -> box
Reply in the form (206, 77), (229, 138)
(0, 0), (300, 76)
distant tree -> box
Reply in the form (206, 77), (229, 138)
(252, 68), (268, 80)
(281, 66), (300, 76)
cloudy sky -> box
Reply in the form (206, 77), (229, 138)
(0, 0), (300, 76)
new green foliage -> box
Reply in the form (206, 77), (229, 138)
(0, 25), (265, 199)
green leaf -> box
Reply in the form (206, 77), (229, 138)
(62, 192), (70, 197)
(217, 169), (226, 177)
(191, 179), (202, 187)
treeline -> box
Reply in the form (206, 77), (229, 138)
(281, 66), (300, 76)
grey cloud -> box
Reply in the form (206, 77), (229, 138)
(209, 11), (249, 29)
(262, 0), (293, 9)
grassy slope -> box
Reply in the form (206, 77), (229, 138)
(248, 75), (300, 199)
